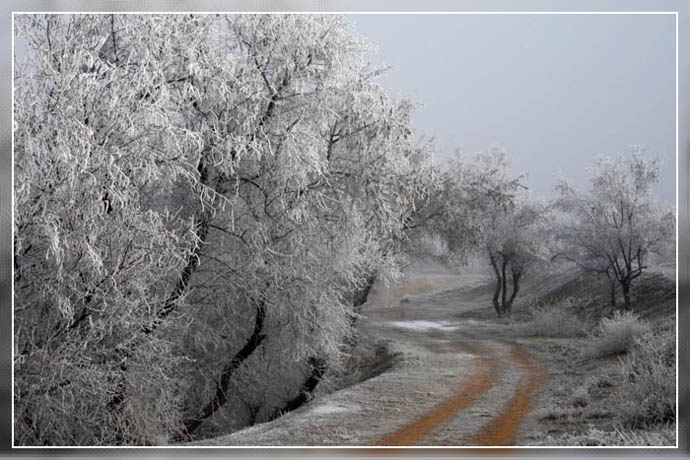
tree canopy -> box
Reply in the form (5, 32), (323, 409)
(14, 13), (436, 445)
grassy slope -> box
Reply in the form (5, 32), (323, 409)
(342, 261), (678, 446)
(509, 265), (676, 446)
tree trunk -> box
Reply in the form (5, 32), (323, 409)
(270, 356), (327, 421)
(108, 360), (130, 445)
(500, 258), (508, 317)
(492, 276), (503, 317)
(621, 280), (632, 310)
(505, 268), (522, 317)
(344, 271), (379, 348)
(145, 158), (223, 334)
(606, 272), (617, 309)
(144, 211), (211, 333)
(176, 301), (267, 440)
(108, 158), (221, 432)
(489, 253), (503, 317)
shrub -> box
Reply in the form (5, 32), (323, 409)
(588, 311), (650, 358)
(517, 297), (587, 338)
(616, 330), (676, 427)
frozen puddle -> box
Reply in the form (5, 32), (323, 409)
(387, 320), (458, 331)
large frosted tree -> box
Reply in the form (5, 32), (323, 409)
(14, 14), (435, 445)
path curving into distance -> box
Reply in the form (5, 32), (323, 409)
(193, 263), (547, 447)
(471, 346), (545, 446)
(367, 267), (547, 447)
(374, 329), (544, 446)
(375, 342), (499, 445)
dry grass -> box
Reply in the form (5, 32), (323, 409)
(614, 329), (676, 428)
(542, 425), (675, 446)
(515, 263), (676, 447)
(528, 328), (676, 447)
(587, 311), (651, 358)
(515, 297), (588, 338)
(367, 278), (465, 310)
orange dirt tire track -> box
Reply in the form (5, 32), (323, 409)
(472, 345), (545, 446)
(375, 340), (498, 446)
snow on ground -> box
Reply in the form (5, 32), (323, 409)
(386, 320), (458, 331)
(308, 403), (359, 416)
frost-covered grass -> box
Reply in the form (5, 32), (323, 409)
(517, 265), (676, 447)
(614, 329), (676, 428)
(386, 320), (458, 332)
(308, 403), (359, 416)
(542, 425), (675, 446)
(514, 297), (588, 338)
(587, 311), (650, 358)
(531, 324), (675, 447)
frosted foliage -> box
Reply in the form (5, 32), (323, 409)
(14, 14), (435, 445)
(430, 149), (525, 263)
(555, 147), (675, 309)
(428, 150), (550, 317)
(468, 152), (551, 317)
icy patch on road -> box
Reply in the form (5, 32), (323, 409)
(387, 320), (458, 331)
(460, 319), (486, 326)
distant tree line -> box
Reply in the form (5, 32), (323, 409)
(413, 147), (673, 318)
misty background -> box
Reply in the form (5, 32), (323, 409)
(350, 13), (676, 203)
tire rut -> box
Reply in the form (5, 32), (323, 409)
(376, 337), (499, 446)
(471, 345), (544, 445)
(376, 333), (544, 447)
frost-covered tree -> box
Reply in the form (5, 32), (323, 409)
(555, 147), (675, 310)
(14, 14), (203, 445)
(427, 150), (549, 318)
(14, 14), (435, 445)
(482, 191), (551, 318)
(444, 150), (525, 262)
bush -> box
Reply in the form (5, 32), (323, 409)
(588, 311), (650, 358)
(616, 330), (676, 427)
(517, 297), (587, 338)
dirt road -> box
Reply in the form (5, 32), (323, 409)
(195, 262), (546, 446)
(366, 280), (545, 447)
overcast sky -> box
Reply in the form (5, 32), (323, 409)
(10, 11), (677, 203)
(349, 13), (676, 203)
